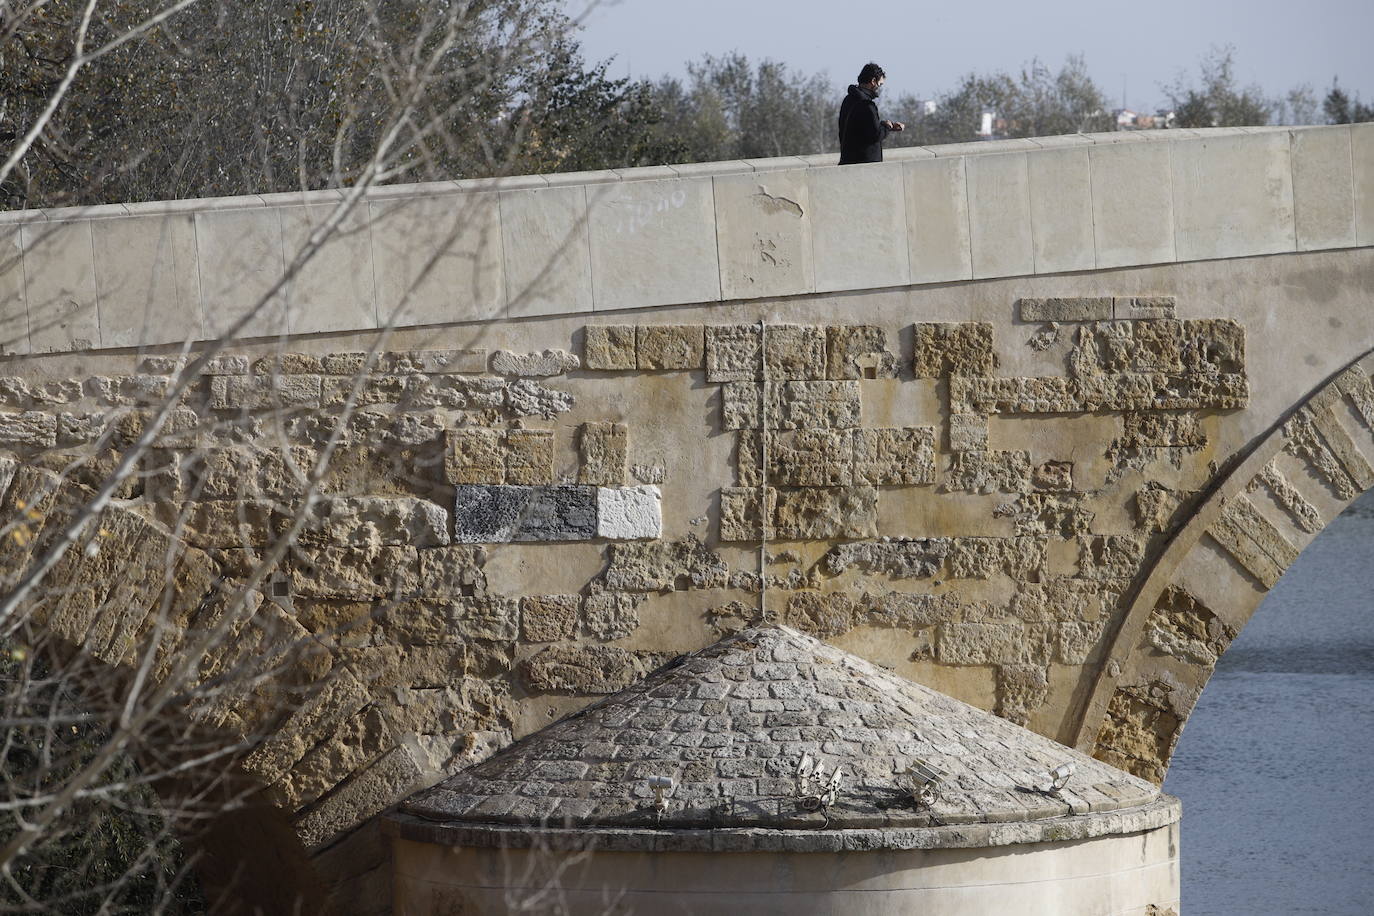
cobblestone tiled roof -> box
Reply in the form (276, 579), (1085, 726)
(401, 625), (1159, 831)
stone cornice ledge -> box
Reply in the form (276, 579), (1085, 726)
(1, 125), (1370, 356)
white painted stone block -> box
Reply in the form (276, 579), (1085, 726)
(810, 161), (910, 294)
(196, 205), (288, 340)
(21, 219), (100, 352)
(92, 213), (202, 349)
(1171, 132), (1295, 261)
(1089, 141), (1175, 268)
(967, 152), (1033, 279)
(597, 485), (662, 540)
(587, 177), (720, 311)
(714, 169), (814, 300)
(499, 185), (594, 318)
(0, 225), (30, 355)
(369, 190), (504, 327)
(904, 156), (972, 284)
(1028, 147), (1095, 273)
(1353, 122), (1374, 247)
(281, 200), (378, 334)
(1292, 127), (1356, 251)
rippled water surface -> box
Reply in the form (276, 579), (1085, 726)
(1164, 499), (1374, 915)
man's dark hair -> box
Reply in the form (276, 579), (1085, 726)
(857, 62), (885, 85)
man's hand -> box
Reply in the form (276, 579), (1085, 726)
(882, 120), (905, 132)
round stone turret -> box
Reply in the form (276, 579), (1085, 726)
(388, 626), (1180, 914)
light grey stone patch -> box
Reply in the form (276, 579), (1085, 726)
(1017, 297), (1113, 322)
(489, 349), (580, 377)
(453, 485), (532, 544)
(0, 411), (57, 449)
(596, 486), (662, 540)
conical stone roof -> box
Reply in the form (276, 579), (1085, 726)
(396, 626), (1172, 850)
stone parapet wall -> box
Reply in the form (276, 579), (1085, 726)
(1, 126), (1371, 357)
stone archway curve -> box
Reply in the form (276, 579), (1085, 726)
(1077, 345), (1374, 781)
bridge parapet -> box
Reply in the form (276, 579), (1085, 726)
(1, 125), (1370, 356)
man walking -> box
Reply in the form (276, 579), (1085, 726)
(838, 63), (904, 164)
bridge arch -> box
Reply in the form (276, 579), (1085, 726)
(1079, 347), (1374, 779)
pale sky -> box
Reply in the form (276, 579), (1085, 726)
(575, 0), (1374, 115)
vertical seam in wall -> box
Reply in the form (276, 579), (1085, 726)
(1284, 131), (1299, 252)
(1350, 127), (1362, 247)
(1166, 140), (1179, 263)
(496, 191), (513, 319)
(1086, 145), (1101, 271)
(17, 223), (32, 354)
(962, 157), (976, 280)
(708, 175), (724, 303)
(582, 184), (598, 313)
(899, 162), (913, 285)
(85, 218), (102, 349)
(270, 206), (287, 338)
(1025, 153), (1039, 275)
(191, 212), (207, 341)
(364, 201), (383, 329)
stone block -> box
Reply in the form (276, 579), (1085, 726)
(811, 161), (910, 293)
(913, 323), (997, 378)
(1352, 122), (1374, 246)
(503, 429), (555, 485)
(452, 596), (519, 641)
(521, 594), (580, 642)
(636, 324), (705, 369)
(0, 225), (30, 356)
(713, 169), (815, 299)
(209, 375), (323, 410)
(520, 645), (664, 694)
(500, 184), (594, 318)
(92, 213), (203, 348)
(445, 428), (505, 485)
(0, 411), (57, 449)
(583, 593), (643, 640)
(489, 349), (579, 376)
(587, 176), (720, 310)
(21, 219), (100, 352)
(1113, 296), (1177, 319)
(825, 325), (896, 379)
(852, 427), (936, 485)
(947, 537), (1046, 580)
(308, 497), (450, 548)
(720, 486), (774, 542)
(415, 546), (487, 599)
(1077, 534), (1144, 581)
(706, 325), (762, 382)
(773, 486), (877, 539)
(280, 202), (378, 334)
(938, 622), (1051, 666)
(369, 190), (504, 325)
(294, 744), (430, 850)
(600, 535), (729, 590)
(948, 414), (989, 452)
(769, 429), (854, 487)
(453, 485), (530, 543)
(578, 421), (628, 485)
(945, 450), (1032, 494)
(194, 207), (287, 339)
(1018, 297), (1113, 322)
(764, 325), (826, 380)
(1292, 126), (1357, 250)
(288, 546), (420, 600)
(1172, 132), (1295, 260)
(242, 669), (371, 785)
(1089, 141), (1175, 268)
(1028, 146), (1095, 273)
(903, 156), (973, 283)
(505, 379), (576, 419)
(784, 592), (856, 638)
(966, 152), (1033, 279)
(511, 486), (597, 541)
(781, 380), (861, 428)
(583, 325), (637, 370)
(596, 485), (662, 540)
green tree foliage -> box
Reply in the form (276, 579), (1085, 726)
(1323, 80), (1374, 124)
(1165, 45), (1272, 127)
(0, 0), (684, 208)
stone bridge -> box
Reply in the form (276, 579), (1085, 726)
(1, 124), (1371, 912)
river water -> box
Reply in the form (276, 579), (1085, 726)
(1163, 493), (1374, 914)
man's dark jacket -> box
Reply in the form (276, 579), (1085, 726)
(837, 84), (889, 164)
